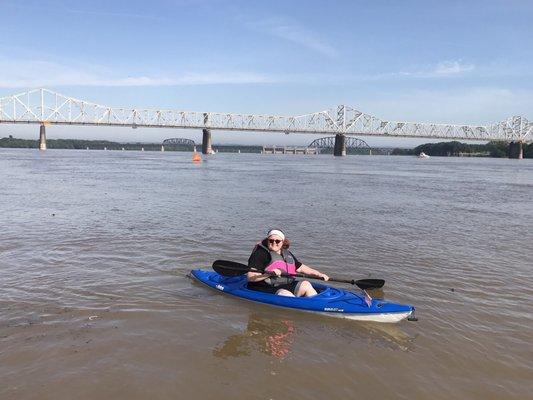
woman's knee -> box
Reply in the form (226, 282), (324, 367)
(276, 289), (295, 297)
(296, 280), (317, 297)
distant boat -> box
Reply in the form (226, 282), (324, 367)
(418, 152), (430, 159)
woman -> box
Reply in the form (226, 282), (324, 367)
(247, 229), (329, 297)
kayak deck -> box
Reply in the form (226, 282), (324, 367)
(191, 269), (414, 323)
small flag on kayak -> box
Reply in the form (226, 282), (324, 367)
(363, 290), (372, 307)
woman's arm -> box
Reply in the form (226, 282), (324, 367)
(296, 264), (329, 281)
(246, 270), (278, 282)
(247, 245), (275, 282)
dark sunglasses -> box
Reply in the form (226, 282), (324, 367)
(268, 239), (282, 244)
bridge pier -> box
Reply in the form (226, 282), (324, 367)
(39, 124), (46, 150)
(202, 129), (212, 155)
(333, 134), (346, 156)
(508, 142), (523, 159)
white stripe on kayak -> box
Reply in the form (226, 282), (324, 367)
(319, 311), (413, 323)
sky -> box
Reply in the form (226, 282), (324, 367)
(0, 0), (532, 146)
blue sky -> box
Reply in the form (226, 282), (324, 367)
(0, 0), (532, 146)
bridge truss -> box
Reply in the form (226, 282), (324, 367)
(162, 138), (196, 146)
(308, 136), (371, 150)
(0, 88), (531, 142)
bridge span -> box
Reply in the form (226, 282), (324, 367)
(308, 136), (371, 156)
(1, 88), (531, 158)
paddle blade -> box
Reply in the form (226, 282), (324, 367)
(212, 260), (250, 277)
(354, 279), (385, 290)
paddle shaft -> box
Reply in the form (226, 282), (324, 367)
(264, 270), (358, 285)
(212, 260), (384, 289)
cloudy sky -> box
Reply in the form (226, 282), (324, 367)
(0, 0), (531, 146)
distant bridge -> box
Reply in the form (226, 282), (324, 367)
(162, 138), (196, 146)
(309, 136), (370, 149)
(0, 88), (530, 157)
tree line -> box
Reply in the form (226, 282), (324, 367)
(0, 136), (267, 153)
(391, 141), (533, 158)
(1, 136), (531, 157)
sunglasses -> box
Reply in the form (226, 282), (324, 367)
(268, 239), (283, 245)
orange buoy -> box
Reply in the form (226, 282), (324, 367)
(192, 152), (201, 162)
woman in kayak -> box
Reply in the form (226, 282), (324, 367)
(247, 229), (329, 297)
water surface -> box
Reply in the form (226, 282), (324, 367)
(1, 149), (532, 399)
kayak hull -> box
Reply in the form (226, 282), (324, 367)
(190, 269), (414, 323)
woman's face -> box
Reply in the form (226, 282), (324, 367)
(267, 235), (283, 252)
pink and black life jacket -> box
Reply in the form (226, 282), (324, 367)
(255, 242), (297, 287)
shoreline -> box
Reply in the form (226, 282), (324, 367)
(1, 136), (531, 158)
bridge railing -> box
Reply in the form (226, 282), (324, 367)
(0, 89), (531, 142)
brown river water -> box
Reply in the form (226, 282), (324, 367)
(1, 148), (532, 400)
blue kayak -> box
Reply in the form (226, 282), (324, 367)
(190, 269), (414, 323)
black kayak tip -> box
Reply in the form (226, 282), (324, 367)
(407, 307), (418, 322)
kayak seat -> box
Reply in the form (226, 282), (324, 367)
(245, 283), (278, 294)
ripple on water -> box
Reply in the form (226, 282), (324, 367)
(1, 150), (532, 400)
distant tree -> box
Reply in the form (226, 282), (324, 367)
(390, 140), (518, 158)
(412, 141), (471, 156)
(485, 141), (508, 158)
(391, 148), (414, 155)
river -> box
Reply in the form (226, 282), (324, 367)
(1, 148), (531, 400)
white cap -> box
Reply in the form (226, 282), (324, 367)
(267, 229), (285, 241)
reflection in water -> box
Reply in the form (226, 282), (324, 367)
(360, 321), (416, 351)
(214, 314), (296, 360)
(213, 310), (416, 361)
(364, 289), (415, 350)
(337, 287), (415, 351)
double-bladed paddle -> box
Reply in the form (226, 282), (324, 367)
(212, 260), (385, 290)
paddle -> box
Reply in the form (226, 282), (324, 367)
(212, 260), (385, 290)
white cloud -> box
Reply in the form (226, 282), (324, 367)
(0, 57), (282, 88)
(432, 60), (475, 76)
(0, 53), (503, 89)
(247, 17), (338, 58)
(363, 60), (476, 81)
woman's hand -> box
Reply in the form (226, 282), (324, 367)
(319, 273), (329, 281)
(272, 269), (283, 277)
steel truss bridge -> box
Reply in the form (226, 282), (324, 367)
(0, 88), (531, 143)
(308, 136), (370, 150)
(162, 138), (196, 146)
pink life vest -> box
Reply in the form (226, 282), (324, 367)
(265, 258), (297, 275)
(257, 243), (298, 275)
